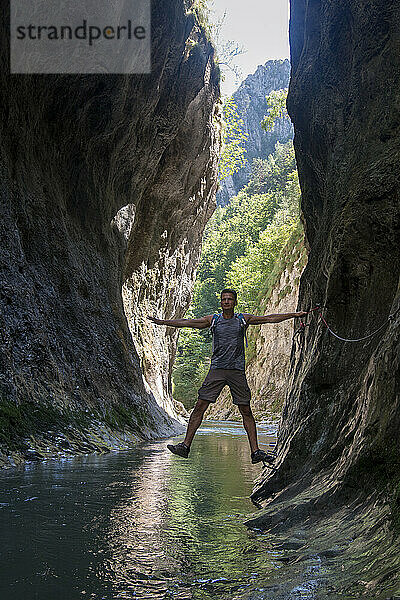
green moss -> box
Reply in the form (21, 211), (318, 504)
(0, 397), (151, 455)
(102, 403), (151, 431)
(298, 251), (308, 271)
(278, 284), (293, 301)
(269, 395), (284, 413)
(245, 335), (257, 365)
(0, 398), (91, 452)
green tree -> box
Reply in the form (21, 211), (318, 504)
(218, 98), (248, 183)
(261, 88), (289, 132)
(246, 141), (296, 195)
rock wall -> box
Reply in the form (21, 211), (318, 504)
(245, 235), (307, 418)
(0, 0), (220, 466)
(250, 0), (400, 532)
(217, 59), (293, 205)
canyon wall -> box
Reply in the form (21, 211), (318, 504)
(0, 0), (220, 466)
(217, 59), (293, 205)
(250, 0), (400, 533)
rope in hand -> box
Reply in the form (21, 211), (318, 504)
(293, 306), (320, 340)
(295, 305), (400, 343)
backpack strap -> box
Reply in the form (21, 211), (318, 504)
(237, 313), (248, 348)
(210, 313), (221, 354)
(210, 313), (220, 333)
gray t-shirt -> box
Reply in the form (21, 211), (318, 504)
(210, 314), (245, 370)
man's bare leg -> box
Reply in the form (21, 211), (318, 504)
(238, 404), (258, 453)
(183, 398), (210, 447)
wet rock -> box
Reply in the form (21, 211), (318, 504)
(274, 539), (305, 551)
(22, 449), (43, 461)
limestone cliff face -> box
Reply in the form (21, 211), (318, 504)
(245, 238), (307, 418)
(250, 0), (400, 531)
(217, 59), (293, 205)
(0, 1), (220, 466)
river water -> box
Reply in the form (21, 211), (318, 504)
(0, 420), (281, 600)
(1, 420), (399, 600)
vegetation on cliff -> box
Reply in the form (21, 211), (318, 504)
(217, 60), (292, 204)
(218, 97), (248, 183)
(261, 88), (290, 133)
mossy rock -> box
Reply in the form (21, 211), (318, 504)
(0, 398), (91, 453)
(278, 284), (293, 301)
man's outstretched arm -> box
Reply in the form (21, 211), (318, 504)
(147, 315), (212, 329)
(245, 311), (307, 325)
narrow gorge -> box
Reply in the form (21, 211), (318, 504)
(1, 0), (400, 595)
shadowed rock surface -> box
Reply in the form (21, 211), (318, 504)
(0, 0), (220, 466)
(250, 0), (400, 545)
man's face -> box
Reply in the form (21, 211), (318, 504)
(221, 293), (236, 310)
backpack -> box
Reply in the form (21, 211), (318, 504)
(210, 312), (248, 348)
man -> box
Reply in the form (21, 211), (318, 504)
(148, 289), (307, 464)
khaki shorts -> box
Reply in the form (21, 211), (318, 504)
(198, 368), (251, 405)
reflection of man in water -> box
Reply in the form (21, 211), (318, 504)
(148, 289), (307, 464)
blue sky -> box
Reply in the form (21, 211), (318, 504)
(210, 0), (290, 96)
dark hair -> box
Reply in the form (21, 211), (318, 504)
(220, 289), (237, 301)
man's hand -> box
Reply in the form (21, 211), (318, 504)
(147, 316), (164, 325)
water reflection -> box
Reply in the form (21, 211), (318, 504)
(104, 421), (277, 599)
(6, 420), (393, 599)
(0, 420), (277, 600)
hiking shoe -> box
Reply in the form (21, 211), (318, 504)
(167, 442), (190, 458)
(251, 449), (275, 465)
